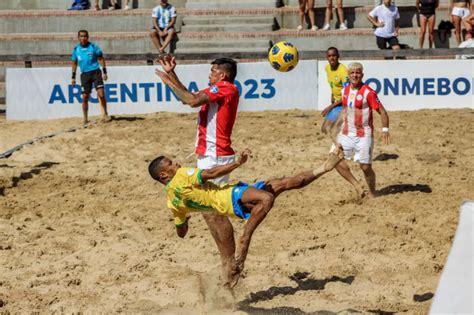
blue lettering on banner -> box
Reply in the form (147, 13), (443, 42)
(49, 84), (66, 104)
(48, 79), (279, 104)
(120, 83), (138, 102)
(453, 78), (470, 95)
(402, 78), (420, 95)
(69, 84), (82, 103)
(365, 77), (472, 96)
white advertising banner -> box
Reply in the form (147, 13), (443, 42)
(317, 60), (474, 111)
(6, 60), (318, 120)
(430, 201), (473, 314)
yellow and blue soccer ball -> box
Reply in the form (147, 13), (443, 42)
(268, 41), (299, 72)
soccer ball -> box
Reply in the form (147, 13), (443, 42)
(268, 41), (299, 72)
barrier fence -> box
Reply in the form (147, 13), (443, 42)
(3, 49), (474, 120)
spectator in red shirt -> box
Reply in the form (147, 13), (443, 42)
(155, 56), (242, 288)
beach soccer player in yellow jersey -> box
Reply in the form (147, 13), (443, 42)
(321, 47), (349, 134)
(148, 147), (344, 288)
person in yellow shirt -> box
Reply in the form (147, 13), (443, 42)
(148, 147), (343, 288)
(321, 47), (349, 134)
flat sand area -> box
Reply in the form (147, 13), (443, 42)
(0, 109), (472, 313)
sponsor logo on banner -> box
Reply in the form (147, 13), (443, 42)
(317, 60), (473, 110)
(7, 61), (319, 120)
(365, 77), (473, 96)
(47, 79), (278, 105)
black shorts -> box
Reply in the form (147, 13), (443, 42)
(376, 36), (400, 49)
(80, 69), (104, 94)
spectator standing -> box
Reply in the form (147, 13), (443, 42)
(322, 0), (348, 31)
(94, 0), (123, 10)
(297, 0), (317, 31)
(416, 0), (439, 48)
(71, 30), (111, 124)
(150, 0), (177, 53)
(368, 0), (401, 50)
(449, 0), (471, 45)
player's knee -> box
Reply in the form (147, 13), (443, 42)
(82, 93), (89, 101)
(360, 163), (372, 173)
(259, 192), (274, 212)
(149, 30), (157, 37)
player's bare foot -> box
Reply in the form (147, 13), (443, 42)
(83, 119), (89, 125)
(324, 144), (344, 171)
(224, 263), (241, 289)
(100, 115), (112, 123)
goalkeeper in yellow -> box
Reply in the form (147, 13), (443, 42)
(321, 46), (349, 134)
(148, 147), (343, 288)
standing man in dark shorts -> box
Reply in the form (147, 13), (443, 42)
(367, 0), (401, 50)
(71, 30), (111, 124)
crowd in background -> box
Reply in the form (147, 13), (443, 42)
(68, 0), (474, 53)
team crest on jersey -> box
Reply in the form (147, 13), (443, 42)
(335, 76), (339, 82)
(356, 95), (363, 101)
(210, 85), (219, 93)
(186, 169), (195, 176)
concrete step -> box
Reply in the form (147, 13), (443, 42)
(278, 5), (451, 30)
(274, 28), (458, 51)
(186, 0), (278, 9)
(174, 47), (269, 54)
(176, 39), (271, 49)
(0, 0), (186, 10)
(0, 11), (184, 34)
(0, 28), (459, 56)
(286, 0), (450, 6)
(183, 15), (275, 25)
(181, 23), (275, 33)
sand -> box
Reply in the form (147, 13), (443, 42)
(0, 108), (473, 314)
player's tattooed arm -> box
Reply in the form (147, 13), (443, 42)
(201, 149), (252, 181)
(155, 69), (210, 107)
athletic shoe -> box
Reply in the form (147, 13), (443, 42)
(311, 25), (318, 31)
(322, 23), (330, 31)
(339, 23), (348, 30)
(296, 25), (303, 31)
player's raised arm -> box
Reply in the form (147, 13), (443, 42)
(155, 69), (211, 107)
(200, 149), (252, 182)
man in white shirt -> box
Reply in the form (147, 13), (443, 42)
(456, 30), (474, 59)
(367, 0), (401, 50)
(149, 0), (177, 53)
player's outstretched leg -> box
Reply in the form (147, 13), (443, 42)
(234, 148), (344, 277)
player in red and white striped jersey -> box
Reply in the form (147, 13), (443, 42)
(156, 56), (241, 287)
(331, 62), (391, 197)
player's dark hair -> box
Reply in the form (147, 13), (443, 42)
(78, 30), (89, 37)
(148, 156), (165, 182)
(327, 47), (339, 56)
(211, 58), (237, 83)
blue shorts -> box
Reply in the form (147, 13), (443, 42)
(326, 105), (343, 122)
(231, 181), (266, 219)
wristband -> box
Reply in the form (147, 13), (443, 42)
(72, 72), (76, 80)
(102, 67), (107, 75)
(382, 127), (389, 133)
